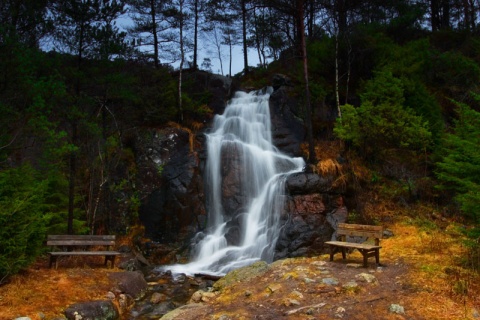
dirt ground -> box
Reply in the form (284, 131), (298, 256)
(0, 219), (479, 320)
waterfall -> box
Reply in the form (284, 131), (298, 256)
(163, 88), (305, 276)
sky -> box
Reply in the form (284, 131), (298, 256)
(117, 16), (260, 77)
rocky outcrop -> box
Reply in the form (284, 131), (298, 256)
(270, 82), (306, 157)
(136, 127), (206, 244)
(109, 271), (148, 299)
(64, 300), (119, 320)
(274, 171), (347, 259)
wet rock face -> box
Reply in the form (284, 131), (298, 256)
(269, 85), (305, 157)
(286, 172), (339, 194)
(274, 171), (348, 260)
(219, 142), (247, 217)
(137, 127), (206, 243)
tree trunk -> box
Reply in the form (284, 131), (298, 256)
(241, 0), (249, 75)
(178, 0), (184, 122)
(150, 0), (159, 68)
(335, 29), (341, 118)
(193, 0), (199, 69)
(67, 121), (77, 235)
(296, 0), (315, 164)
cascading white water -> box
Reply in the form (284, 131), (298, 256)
(164, 88), (305, 276)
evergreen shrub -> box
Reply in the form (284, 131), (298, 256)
(0, 165), (51, 283)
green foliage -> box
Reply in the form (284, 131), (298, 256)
(359, 38), (444, 142)
(436, 102), (480, 223)
(43, 171), (88, 235)
(334, 71), (432, 159)
(431, 51), (480, 92)
(0, 165), (51, 282)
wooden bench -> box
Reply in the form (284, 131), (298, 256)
(47, 235), (121, 269)
(324, 223), (383, 267)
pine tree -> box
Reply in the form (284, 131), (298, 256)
(436, 102), (480, 223)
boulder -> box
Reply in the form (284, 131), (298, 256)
(286, 172), (338, 194)
(64, 300), (119, 320)
(109, 271), (148, 299)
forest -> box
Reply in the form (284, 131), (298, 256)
(1, 0), (479, 284)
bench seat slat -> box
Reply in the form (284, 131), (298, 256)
(337, 230), (383, 238)
(337, 223), (383, 231)
(324, 241), (381, 250)
(337, 223), (383, 239)
(47, 240), (115, 246)
(48, 235), (116, 240)
(49, 251), (120, 256)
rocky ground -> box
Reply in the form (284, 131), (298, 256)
(0, 219), (479, 320)
(160, 256), (471, 320)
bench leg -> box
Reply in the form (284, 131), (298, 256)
(105, 256), (116, 269)
(329, 246), (335, 261)
(375, 249), (380, 265)
(49, 255), (58, 269)
(363, 251), (368, 268)
(341, 248), (346, 260)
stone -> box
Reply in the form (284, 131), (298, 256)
(283, 298), (301, 306)
(383, 229), (394, 238)
(201, 292), (216, 302)
(64, 300), (119, 320)
(118, 293), (134, 310)
(105, 291), (116, 300)
(472, 308), (480, 318)
(150, 301), (176, 317)
(109, 271), (148, 299)
(289, 290), (304, 299)
(355, 273), (378, 284)
(322, 277), (339, 285)
(342, 281), (359, 290)
(389, 304), (405, 314)
(190, 290), (203, 303)
(267, 283), (282, 293)
(160, 303), (214, 320)
(150, 292), (167, 304)
(303, 277), (316, 283)
(286, 173), (334, 195)
(335, 306), (346, 318)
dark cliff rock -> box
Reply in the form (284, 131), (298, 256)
(286, 171), (346, 194)
(275, 191), (347, 260)
(269, 83), (306, 157)
(136, 127), (206, 244)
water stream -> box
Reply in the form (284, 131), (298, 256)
(163, 88), (305, 276)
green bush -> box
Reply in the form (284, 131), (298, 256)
(334, 71), (432, 159)
(0, 165), (51, 283)
(436, 101), (480, 223)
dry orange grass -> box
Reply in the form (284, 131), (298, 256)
(380, 220), (480, 320)
(0, 257), (118, 320)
